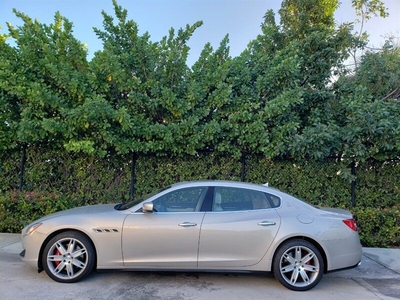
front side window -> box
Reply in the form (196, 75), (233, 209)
(116, 186), (171, 210)
(152, 187), (207, 212)
(212, 187), (272, 211)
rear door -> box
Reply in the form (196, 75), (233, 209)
(198, 186), (281, 267)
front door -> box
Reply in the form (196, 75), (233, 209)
(122, 186), (208, 267)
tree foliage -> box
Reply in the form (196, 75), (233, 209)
(353, 45), (400, 100)
(223, 0), (356, 159)
(349, 0), (389, 68)
(0, 0), (399, 190)
(91, 0), (216, 156)
(332, 45), (400, 161)
(1, 11), (90, 146)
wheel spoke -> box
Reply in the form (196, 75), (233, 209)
(66, 263), (74, 278)
(299, 268), (310, 284)
(301, 252), (314, 264)
(281, 264), (295, 273)
(48, 254), (63, 262)
(72, 259), (86, 269)
(295, 247), (302, 262)
(55, 242), (67, 255)
(53, 261), (66, 274)
(303, 264), (319, 272)
(290, 267), (300, 284)
(283, 252), (296, 264)
(71, 248), (86, 258)
(67, 239), (76, 254)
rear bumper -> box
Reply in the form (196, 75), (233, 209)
(327, 260), (361, 274)
(325, 240), (363, 271)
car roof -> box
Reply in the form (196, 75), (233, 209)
(170, 180), (280, 192)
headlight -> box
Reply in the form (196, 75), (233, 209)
(24, 223), (43, 236)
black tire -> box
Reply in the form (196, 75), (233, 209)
(273, 239), (324, 291)
(42, 231), (96, 283)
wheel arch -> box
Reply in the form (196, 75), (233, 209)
(38, 229), (97, 272)
(271, 236), (328, 273)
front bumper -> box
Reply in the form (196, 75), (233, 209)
(20, 230), (48, 270)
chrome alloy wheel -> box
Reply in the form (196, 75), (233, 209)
(279, 245), (320, 287)
(273, 239), (324, 291)
(43, 231), (95, 283)
(46, 237), (88, 280)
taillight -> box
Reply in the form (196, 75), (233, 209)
(343, 219), (358, 231)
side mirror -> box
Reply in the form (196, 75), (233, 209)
(142, 202), (154, 213)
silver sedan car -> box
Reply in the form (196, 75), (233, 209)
(20, 181), (362, 291)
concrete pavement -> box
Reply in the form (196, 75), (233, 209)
(1, 233), (399, 300)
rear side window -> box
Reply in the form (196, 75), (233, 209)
(265, 193), (281, 208)
(212, 187), (273, 211)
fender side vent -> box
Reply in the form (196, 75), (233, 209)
(93, 228), (119, 233)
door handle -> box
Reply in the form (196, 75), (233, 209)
(178, 222), (197, 227)
(258, 221), (276, 227)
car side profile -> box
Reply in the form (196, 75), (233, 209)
(20, 181), (362, 291)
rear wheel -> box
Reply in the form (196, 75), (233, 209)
(42, 231), (95, 283)
(273, 239), (324, 291)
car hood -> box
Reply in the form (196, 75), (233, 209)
(33, 204), (117, 223)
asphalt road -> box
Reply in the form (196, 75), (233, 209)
(1, 233), (399, 300)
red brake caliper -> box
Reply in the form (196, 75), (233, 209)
(54, 249), (61, 266)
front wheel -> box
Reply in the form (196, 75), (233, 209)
(42, 231), (95, 283)
(273, 239), (324, 291)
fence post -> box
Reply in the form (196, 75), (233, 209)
(129, 151), (138, 202)
(241, 152), (246, 182)
(351, 161), (356, 207)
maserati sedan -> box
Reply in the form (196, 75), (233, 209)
(20, 181), (362, 291)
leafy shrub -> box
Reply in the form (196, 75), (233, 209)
(0, 191), (79, 232)
(135, 153), (242, 196)
(356, 160), (400, 208)
(0, 150), (21, 192)
(353, 207), (400, 247)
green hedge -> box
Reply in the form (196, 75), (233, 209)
(1, 191), (399, 247)
(1, 148), (400, 247)
(246, 158), (351, 208)
(353, 207), (400, 247)
(2, 148), (399, 210)
(0, 191), (76, 233)
(356, 160), (400, 208)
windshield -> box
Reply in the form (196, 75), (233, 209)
(115, 186), (171, 210)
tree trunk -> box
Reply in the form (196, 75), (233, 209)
(19, 144), (27, 191)
(351, 161), (356, 207)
